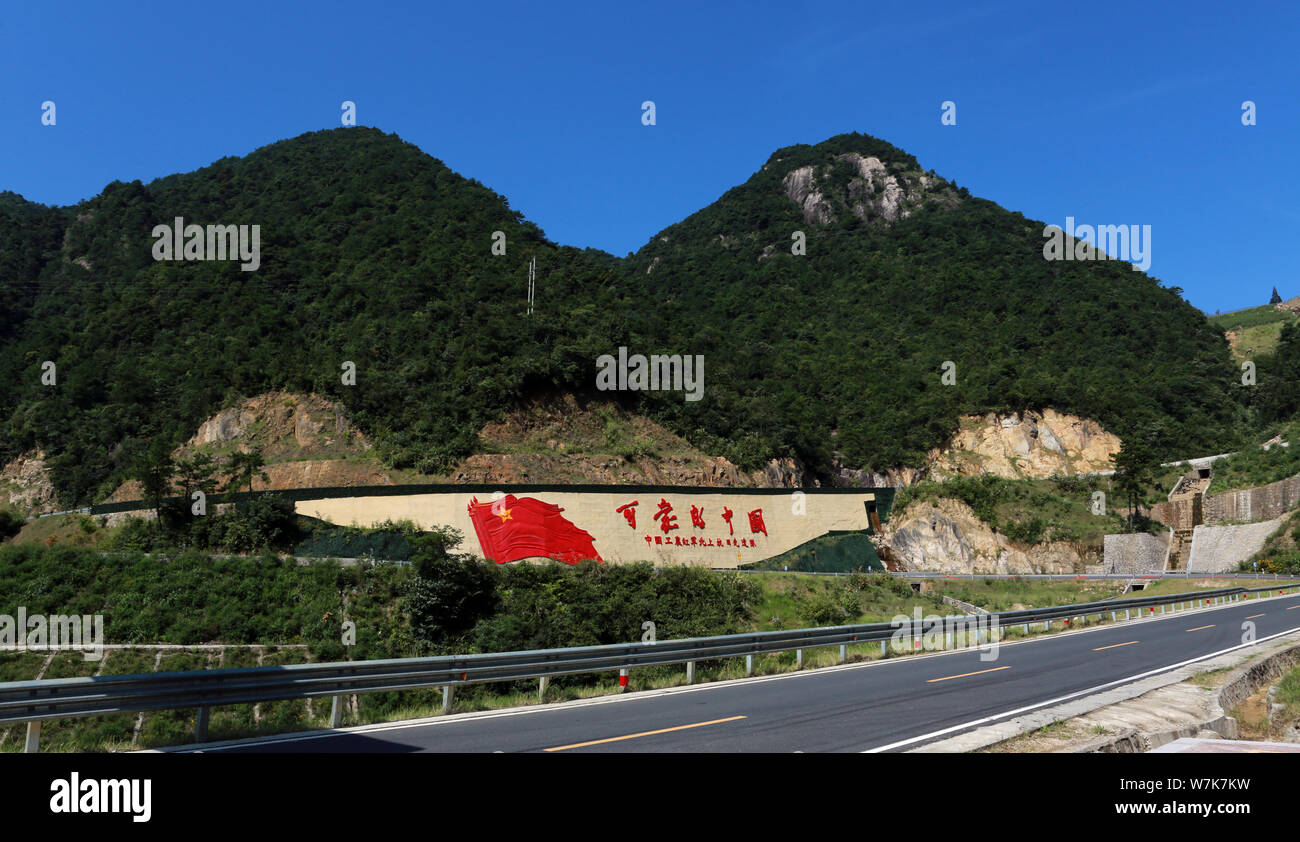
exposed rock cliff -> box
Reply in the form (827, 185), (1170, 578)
(0, 450), (57, 515)
(926, 409), (1120, 480)
(884, 497), (1096, 574)
(107, 393), (820, 502)
(780, 152), (950, 226)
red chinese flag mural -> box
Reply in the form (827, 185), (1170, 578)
(467, 495), (603, 565)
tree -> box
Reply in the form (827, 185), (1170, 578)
(224, 448), (269, 495)
(0, 509), (24, 540)
(1113, 434), (1159, 532)
(174, 453), (219, 508)
(405, 527), (498, 649)
(132, 441), (176, 520)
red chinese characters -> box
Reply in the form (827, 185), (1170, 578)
(654, 498), (679, 533)
(616, 500), (638, 529)
(629, 499), (767, 551)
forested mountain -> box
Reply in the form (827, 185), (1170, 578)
(0, 128), (1272, 507)
(627, 134), (1244, 471)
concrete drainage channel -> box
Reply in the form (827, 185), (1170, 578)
(913, 619), (1300, 753)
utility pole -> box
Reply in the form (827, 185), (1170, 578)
(527, 255), (536, 315)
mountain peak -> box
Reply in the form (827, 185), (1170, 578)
(779, 149), (957, 226)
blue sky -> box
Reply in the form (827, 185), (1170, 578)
(2, 0), (1295, 315)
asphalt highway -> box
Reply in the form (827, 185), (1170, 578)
(187, 590), (1300, 753)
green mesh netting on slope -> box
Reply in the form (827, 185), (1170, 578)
(294, 524), (419, 561)
(740, 531), (883, 573)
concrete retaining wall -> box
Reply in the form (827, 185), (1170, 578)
(1151, 494), (1201, 531)
(1187, 519), (1283, 572)
(1103, 532), (1170, 574)
(1205, 474), (1300, 524)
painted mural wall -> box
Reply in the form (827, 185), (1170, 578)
(294, 486), (887, 568)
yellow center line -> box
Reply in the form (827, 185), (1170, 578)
(1185, 624), (1215, 632)
(1093, 640), (1139, 651)
(543, 715), (747, 752)
(1246, 613), (1266, 619)
(927, 666), (1010, 683)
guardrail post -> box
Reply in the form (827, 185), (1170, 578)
(745, 654), (754, 676)
(538, 676), (549, 701)
(1021, 623), (1028, 635)
(442, 685), (455, 715)
(686, 661), (695, 684)
(195, 707), (210, 743)
(1111, 611), (1116, 622)
(1043, 621), (1050, 632)
(1124, 610), (1130, 620)
(24, 721), (41, 753)
(330, 695), (344, 728)
(881, 641), (887, 656)
(839, 644), (847, 663)
(796, 649), (803, 669)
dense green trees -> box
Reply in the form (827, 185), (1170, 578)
(0, 128), (1291, 507)
(402, 529), (761, 656)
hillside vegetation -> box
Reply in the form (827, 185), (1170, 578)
(0, 128), (1286, 508)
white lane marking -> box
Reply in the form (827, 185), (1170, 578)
(174, 592), (1300, 752)
(862, 625), (1300, 752)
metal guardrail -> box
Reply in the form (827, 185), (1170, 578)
(726, 570), (1298, 580)
(2, 583), (1297, 752)
(890, 571), (1294, 580)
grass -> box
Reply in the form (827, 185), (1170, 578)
(1228, 664), (1300, 741)
(927, 577), (1126, 611)
(8, 513), (112, 549)
(1185, 667), (1232, 688)
(1114, 577), (1294, 599)
(1207, 305), (1297, 361)
(1229, 322), (1288, 359)
(1205, 427), (1300, 494)
(1207, 304), (1294, 332)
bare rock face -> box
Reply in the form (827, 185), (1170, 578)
(888, 499), (976, 572)
(185, 392), (368, 458)
(781, 166), (836, 225)
(927, 409), (1120, 480)
(192, 408), (260, 445)
(779, 153), (949, 227)
(0, 450), (58, 515)
(834, 463), (926, 488)
(762, 457), (816, 488)
(829, 409), (1116, 488)
(884, 497), (1086, 574)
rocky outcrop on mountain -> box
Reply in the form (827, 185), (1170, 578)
(452, 396), (803, 488)
(1276, 295), (1300, 315)
(780, 152), (954, 227)
(832, 462), (927, 488)
(109, 393), (821, 502)
(0, 450), (57, 514)
(187, 392), (369, 458)
(827, 410), (1119, 488)
(926, 409), (1120, 480)
(884, 497), (1095, 574)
